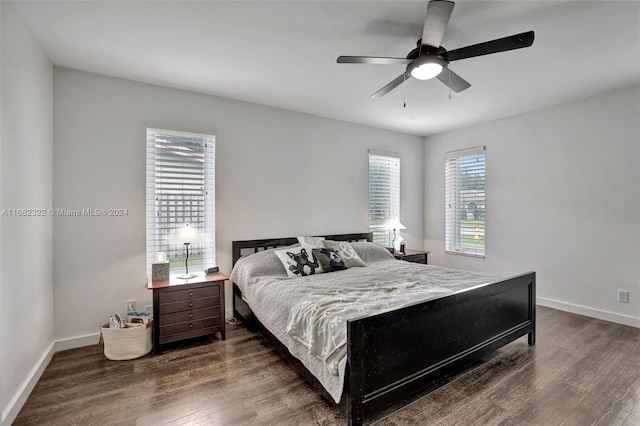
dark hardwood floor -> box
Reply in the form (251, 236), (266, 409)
(14, 306), (640, 425)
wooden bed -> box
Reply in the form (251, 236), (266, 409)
(232, 232), (536, 426)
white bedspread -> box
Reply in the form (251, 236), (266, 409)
(231, 248), (499, 403)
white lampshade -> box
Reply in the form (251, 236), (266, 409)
(169, 224), (203, 244)
(388, 219), (406, 230)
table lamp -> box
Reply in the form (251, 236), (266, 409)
(388, 218), (406, 252)
(170, 224), (203, 279)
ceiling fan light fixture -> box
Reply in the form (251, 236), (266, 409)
(407, 56), (447, 80)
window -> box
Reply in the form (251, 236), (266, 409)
(445, 146), (485, 257)
(146, 128), (215, 277)
(369, 151), (400, 246)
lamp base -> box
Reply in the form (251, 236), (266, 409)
(176, 273), (198, 280)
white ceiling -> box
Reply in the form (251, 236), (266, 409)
(14, 0), (640, 136)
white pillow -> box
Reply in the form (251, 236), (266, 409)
(296, 236), (326, 248)
(275, 245), (324, 277)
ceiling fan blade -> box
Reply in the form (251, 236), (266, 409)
(447, 31), (535, 62)
(436, 68), (471, 93)
(370, 73), (408, 98)
(421, 0), (455, 48)
(337, 56), (411, 65)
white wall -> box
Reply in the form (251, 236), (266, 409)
(0, 2), (4, 420)
(0, 2), (54, 424)
(424, 86), (640, 327)
(53, 67), (424, 342)
(1, 3), (4, 421)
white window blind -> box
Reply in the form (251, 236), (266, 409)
(369, 151), (400, 246)
(445, 146), (485, 257)
(146, 128), (215, 277)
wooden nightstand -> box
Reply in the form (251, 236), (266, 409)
(148, 271), (227, 354)
(393, 249), (430, 264)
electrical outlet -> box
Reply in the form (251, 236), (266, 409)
(617, 290), (629, 303)
(125, 299), (136, 313)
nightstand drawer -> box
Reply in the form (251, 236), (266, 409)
(158, 285), (219, 304)
(159, 295), (220, 314)
(159, 306), (219, 325)
(159, 316), (221, 337)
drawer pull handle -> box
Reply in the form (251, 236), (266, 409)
(188, 292), (194, 297)
(188, 302), (194, 308)
(188, 313), (194, 319)
(188, 323), (194, 329)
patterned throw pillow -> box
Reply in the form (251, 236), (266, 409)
(296, 236), (326, 248)
(323, 240), (367, 267)
(275, 245), (324, 277)
(312, 248), (348, 273)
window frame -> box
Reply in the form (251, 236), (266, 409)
(445, 146), (486, 258)
(368, 150), (401, 247)
(145, 128), (216, 278)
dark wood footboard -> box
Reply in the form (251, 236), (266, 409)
(346, 272), (536, 425)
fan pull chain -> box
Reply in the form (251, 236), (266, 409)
(403, 73), (408, 108)
(448, 67), (452, 100)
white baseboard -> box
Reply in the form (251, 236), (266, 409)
(54, 332), (101, 352)
(1, 341), (55, 426)
(2, 333), (101, 425)
(537, 296), (640, 328)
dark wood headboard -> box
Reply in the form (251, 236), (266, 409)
(232, 232), (373, 266)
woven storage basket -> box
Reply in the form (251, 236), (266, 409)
(100, 321), (152, 360)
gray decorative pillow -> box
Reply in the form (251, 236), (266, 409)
(297, 236), (326, 248)
(323, 240), (367, 267)
(312, 248), (348, 272)
(275, 245), (324, 277)
(350, 242), (395, 263)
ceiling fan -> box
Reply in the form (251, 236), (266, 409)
(337, 0), (534, 98)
